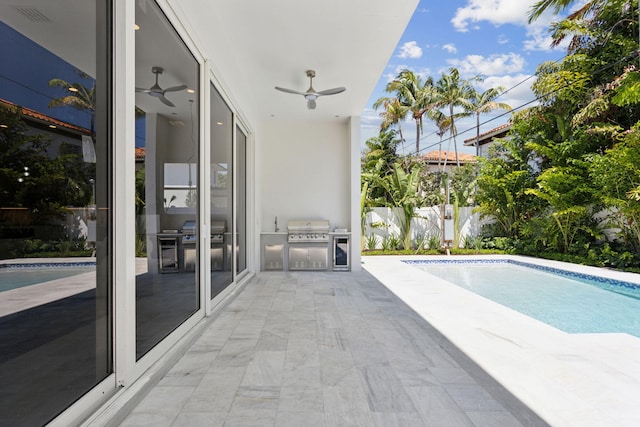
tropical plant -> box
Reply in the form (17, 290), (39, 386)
(427, 232), (441, 250)
(365, 234), (378, 251)
(433, 67), (478, 167)
(362, 129), (401, 175)
(375, 69), (435, 154)
(525, 166), (597, 252)
(381, 234), (392, 251)
(388, 234), (402, 250)
(468, 87), (512, 156)
(413, 232), (426, 251)
(589, 126), (640, 252)
(0, 106), (91, 232)
(48, 75), (96, 134)
(474, 111), (539, 238)
(374, 163), (424, 249)
(374, 97), (409, 142)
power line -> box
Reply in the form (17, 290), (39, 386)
(378, 55), (567, 157)
(379, 49), (639, 163)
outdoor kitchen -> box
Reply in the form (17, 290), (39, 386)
(257, 119), (359, 272)
(261, 219), (350, 271)
(156, 219), (229, 273)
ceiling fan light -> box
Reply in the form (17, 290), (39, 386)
(304, 93), (318, 101)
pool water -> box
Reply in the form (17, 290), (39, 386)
(0, 265), (95, 292)
(408, 260), (640, 338)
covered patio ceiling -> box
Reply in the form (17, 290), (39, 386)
(0, 0), (418, 124)
(173, 0), (419, 123)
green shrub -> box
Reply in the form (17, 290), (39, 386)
(365, 234), (378, 251)
(388, 234), (402, 250)
(428, 233), (441, 250)
(381, 235), (392, 251)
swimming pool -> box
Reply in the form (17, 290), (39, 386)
(0, 263), (96, 292)
(406, 259), (640, 338)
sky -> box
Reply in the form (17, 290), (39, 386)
(361, 0), (577, 157)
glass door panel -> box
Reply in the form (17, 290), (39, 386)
(134, 0), (200, 359)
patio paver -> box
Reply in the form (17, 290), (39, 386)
(119, 270), (546, 427)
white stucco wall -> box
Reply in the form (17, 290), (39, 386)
(364, 206), (482, 249)
(258, 119), (351, 232)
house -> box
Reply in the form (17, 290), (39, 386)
(0, 97), (92, 158)
(463, 122), (512, 157)
(421, 149), (477, 173)
(0, 1), (419, 425)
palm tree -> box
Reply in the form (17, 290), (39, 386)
(362, 129), (401, 175)
(469, 87), (512, 156)
(528, 0), (606, 50)
(378, 70), (436, 154)
(528, 0), (602, 23)
(433, 67), (476, 167)
(373, 96), (409, 142)
(48, 78), (96, 134)
(429, 111), (451, 170)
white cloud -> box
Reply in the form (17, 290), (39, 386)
(497, 34), (509, 44)
(447, 53), (525, 77)
(383, 64), (432, 83)
(478, 73), (538, 112)
(442, 43), (458, 54)
(522, 24), (570, 52)
(451, 0), (537, 32)
(451, 0), (569, 52)
(398, 41), (423, 59)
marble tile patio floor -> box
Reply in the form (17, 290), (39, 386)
(119, 270), (547, 427)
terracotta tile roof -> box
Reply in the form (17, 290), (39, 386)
(421, 150), (476, 163)
(0, 98), (91, 135)
(463, 122), (511, 145)
(135, 147), (146, 160)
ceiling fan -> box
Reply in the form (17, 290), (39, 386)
(275, 70), (346, 110)
(136, 66), (187, 107)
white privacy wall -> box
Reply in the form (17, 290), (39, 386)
(258, 119), (351, 232)
(364, 207), (483, 249)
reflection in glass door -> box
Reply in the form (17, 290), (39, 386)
(0, 1), (112, 424)
(210, 84), (233, 297)
(236, 126), (247, 274)
(134, 1), (199, 359)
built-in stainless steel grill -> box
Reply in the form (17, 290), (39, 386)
(287, 219), (330, 271)
(210, 220), (225, 243)
(181, 220), (197, 244)
(210, 220), (226, 271)
(287, 219), (330, 243)
(181, 220), (197, 271)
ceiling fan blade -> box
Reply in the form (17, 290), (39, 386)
(275, 86), (306, 95)
(158, 96), (176, 107)
(164, 84), (188, 93)
(307, 99), (317, 110)
(317, 87), (346, 96)
(136, 87), (151, 93)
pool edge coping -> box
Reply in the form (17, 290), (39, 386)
(361, 254), (640, 427)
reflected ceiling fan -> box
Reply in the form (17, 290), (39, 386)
(136, 66), (187, 107)
(275, 70), (346, 110)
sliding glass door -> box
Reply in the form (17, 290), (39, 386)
(210, 84), (233, 297)
(0, 1), (112, 424)
(134, 0), (200, 359)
